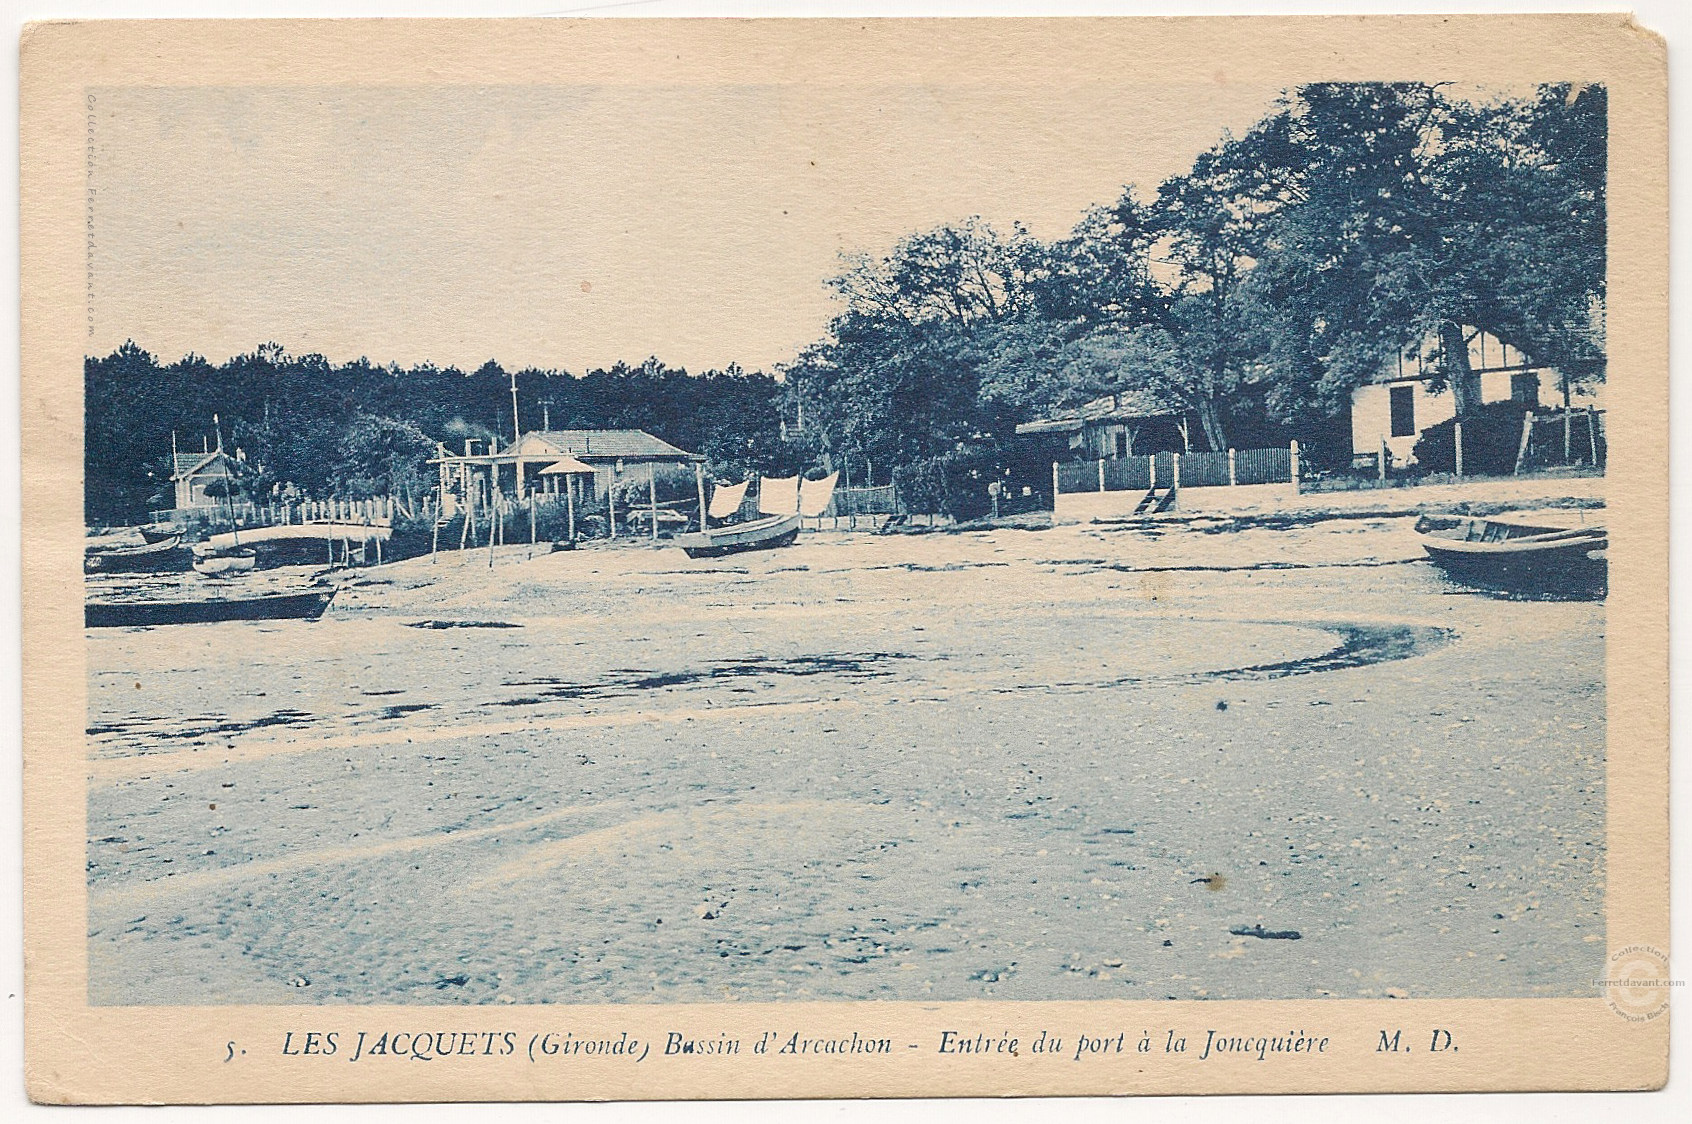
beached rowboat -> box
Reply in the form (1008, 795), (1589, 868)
(673, 512), (802, 559)
(86, 586), (336, 628)
(1414, 513), (1606, 589)
(84, 536), (190, 574)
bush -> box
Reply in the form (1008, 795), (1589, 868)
(893, 447), (1002, 520)
(1410, 403), (1528, 476)
(610, 464), (697, 511)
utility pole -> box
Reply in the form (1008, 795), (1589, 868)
(509, 370), (522, 447)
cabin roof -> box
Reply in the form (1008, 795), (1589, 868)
(519, 429), (703, 462)
(1015, 391), (1179, 436)
(170, 450), (237, 480)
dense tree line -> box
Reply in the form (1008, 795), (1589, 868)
(782, 82), (1606, 493)
(85, 343), (790, 523)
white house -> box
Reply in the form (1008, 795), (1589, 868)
(1350, 329), (1603, 468)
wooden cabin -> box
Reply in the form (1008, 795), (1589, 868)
(433, 428), (704, 507)
(169, 449), (243, 509)
(1015, 390), (1191, 460)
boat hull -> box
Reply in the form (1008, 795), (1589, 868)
(192, 549), (258, 576)
(86, 588), (336, 628)
(1415, 515), (1606, 593)
(84, 537), (190, 574)
(675, 513), (802, 559)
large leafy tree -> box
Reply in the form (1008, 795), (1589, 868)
(789, 218), (1037, 477)
(1241, 82), (1607, 420)
(1135, 120), (1301, 450)
(795, 208), (1167, 476)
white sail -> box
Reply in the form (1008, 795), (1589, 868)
(758, 475), (800, 516)
(798, 472), (839, 517)
(706, 479), (749, 520)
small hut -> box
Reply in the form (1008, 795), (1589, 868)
(170, 449), (243, 510)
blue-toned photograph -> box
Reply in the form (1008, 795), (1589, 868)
(81, 77), (1608, 1008)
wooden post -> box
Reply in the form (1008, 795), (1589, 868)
(1563, 405), (1573, 463)
(647, 463), (659, 543)
(1586, 406), (1600, 466)
(530, 494), (537, 545)
(1227, 448), (1237, 487)
(1514, 411), (1533, 475)
(488, 497), (497, 567)
(1290, 440), (1301, 493)
(608, 479), (617, 539)
(567, 475), (576, 542)
(1379, 436), (1388, 481)
(1051, 461), (1060, 505)
(1172, 453), (1181, 491)
(844, 455), (855, 531)
(695, 463), (708, 531)
(1454, 421), (1464, 477)
(1148, 454), (1156, 490)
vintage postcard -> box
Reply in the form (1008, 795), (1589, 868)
(20, 14), (1669, 1103)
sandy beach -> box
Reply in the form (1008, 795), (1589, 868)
(85, 511), (1605, 1005)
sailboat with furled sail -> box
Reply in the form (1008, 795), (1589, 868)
(674, 472), (837, 559)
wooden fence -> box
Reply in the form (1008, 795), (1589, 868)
(151, 496), (411, 532)
(1053, 444), (1300, 498)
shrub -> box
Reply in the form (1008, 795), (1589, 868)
(893, 447), (1001, 520)
(1410, 403), (1528, 476)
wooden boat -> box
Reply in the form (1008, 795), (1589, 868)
(674, 512), (802, 559)
(86, 586), (336, 628)
(201, 522), (393, 551)
(1415, 512), (1606, 590)
(192, 546), (258, 576)
(84, 536), (190, 574)
(138, 523), (179, 544)
(201, 522), (394, 567)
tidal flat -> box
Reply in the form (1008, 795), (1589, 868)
(85, 516), (1605, 1005)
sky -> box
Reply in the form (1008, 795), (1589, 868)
(89, 81), (1284, 374)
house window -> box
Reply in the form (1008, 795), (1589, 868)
(1511, 371), (1540, 407)
(1389, 385), (1417, 437)
(1114, 431), (1128, 458)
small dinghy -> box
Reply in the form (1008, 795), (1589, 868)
(1415, 512), (1606, 592)
(192, 544), (258, 576)
(84, 536), (190, 574)
(674, 512), (802, 559)
(138, 523), (179, 544)
(673, 472), (836, 559)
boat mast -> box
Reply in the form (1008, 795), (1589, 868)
(214, 413), (239, 549)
